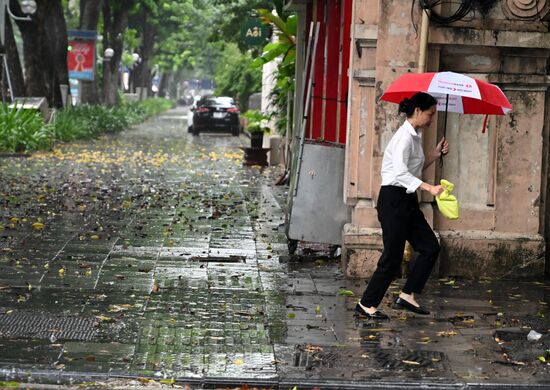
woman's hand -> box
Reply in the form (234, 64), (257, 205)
(435, 137), (449, 157)
(420, 182), (444, 196)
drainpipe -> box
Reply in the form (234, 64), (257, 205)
(404, 7), (431, 264)
(418, 8), (430, 73)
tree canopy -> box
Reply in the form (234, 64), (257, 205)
(1, 0), (280, 108)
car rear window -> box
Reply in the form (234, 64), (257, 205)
(199, 97), (235, 107)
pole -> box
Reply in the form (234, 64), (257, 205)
(0, 0), (5, 47)
(0, 0), (10, 102)
(418, 9), (430, 74)
(3, 55), (13, 101)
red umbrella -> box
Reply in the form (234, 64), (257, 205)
(380, 71), (512, 134)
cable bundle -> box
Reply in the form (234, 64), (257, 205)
(418, 0), (474, 24)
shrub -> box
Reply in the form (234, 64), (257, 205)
(2, 97), (174, 152)
(0, 103), (52, 152)
(242, 110), (271, 133)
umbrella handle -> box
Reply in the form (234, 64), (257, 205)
(482, 114), (489, 134)
(439, 94), (449, 168)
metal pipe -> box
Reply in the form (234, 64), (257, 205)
(0, 0), (6, 46)
(3, 55), (13, 101)
(418, 8), (430, 73)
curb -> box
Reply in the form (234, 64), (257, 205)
(2, 368), (550, 389)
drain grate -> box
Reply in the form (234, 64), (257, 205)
(370, 349), (442, 369)
(0, 311), (99, 341)
(191, 255), (246, 263)
(293, 346), (445, 371)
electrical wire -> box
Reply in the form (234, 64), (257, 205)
(416, 0), (548, 31)
(418, 0), (474, 24)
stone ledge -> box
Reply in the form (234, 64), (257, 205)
(440, 233), (544, 279)
(342, 228), (544, 279)
(431, 26), (550, 49)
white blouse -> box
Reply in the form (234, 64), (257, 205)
(380, 120), (424, 193)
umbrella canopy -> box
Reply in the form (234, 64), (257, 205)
(380, 71), (512, 116)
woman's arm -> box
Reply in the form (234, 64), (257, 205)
(423, 137), (449, 170)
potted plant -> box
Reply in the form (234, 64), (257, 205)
(243, 110), (270, 148)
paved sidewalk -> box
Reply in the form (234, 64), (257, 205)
(0, 108), (549, 389)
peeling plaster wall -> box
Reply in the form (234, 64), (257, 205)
(342, 0), (550, 278)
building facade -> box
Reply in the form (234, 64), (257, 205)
(286, 0), (550, 278)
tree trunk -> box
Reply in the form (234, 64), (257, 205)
(158, 72), (170, 98)
(13, 0), (68, 107)
(2, 17), (25, 101)
(133, 9), (155, 100)
(44, 0), (69, 107)
(79, 0), (103, 105)
(14, 1), (51, 103)
(103, 0), (132, 106)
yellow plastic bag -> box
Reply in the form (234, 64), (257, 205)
(435, 179), (459, 220)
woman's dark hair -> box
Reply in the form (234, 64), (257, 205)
(398, 92), (437, 117)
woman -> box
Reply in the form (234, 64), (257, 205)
(356, 92), (449, 320)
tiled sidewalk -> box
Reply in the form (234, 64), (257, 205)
(0, 108), (548, 389)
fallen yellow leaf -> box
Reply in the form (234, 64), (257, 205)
(436, 330), (458, 337)
(95, 315), (115, 323)
(32, 222), (45, 230)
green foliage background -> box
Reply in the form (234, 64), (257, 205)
(214, 44), (262, 112)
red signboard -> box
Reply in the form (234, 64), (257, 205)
(67, 30), (97, 80)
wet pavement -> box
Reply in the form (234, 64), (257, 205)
(0, 107), (549, 389)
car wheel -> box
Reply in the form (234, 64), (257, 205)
(231, 126), (240, 137)
(192, 127), (200, 136)
(188, 125), (193, 133)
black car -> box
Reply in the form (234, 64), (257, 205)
(190, 96), (240, 136)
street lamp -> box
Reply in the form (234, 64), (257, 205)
(104, 47), (114, 61)
(0, 0), (37, 101)
(19, 0), (37, 15)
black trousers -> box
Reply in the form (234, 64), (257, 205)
(360, 185), (440, 308)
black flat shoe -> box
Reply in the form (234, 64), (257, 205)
(354, 303), (389, 320)
(393, 297), (430, 315)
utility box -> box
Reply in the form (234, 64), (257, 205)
(287, 141), (351, 245)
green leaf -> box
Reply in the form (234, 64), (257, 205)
(338, 289), (355, 297)
(251, 57), (267, 68)
(286, 14), (298, 35)
(257, 8), (295, 42)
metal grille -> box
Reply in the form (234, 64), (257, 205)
(294, 346), (446, 371)
(191, 255), (246, 263)
(0, 311), (99, 341)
